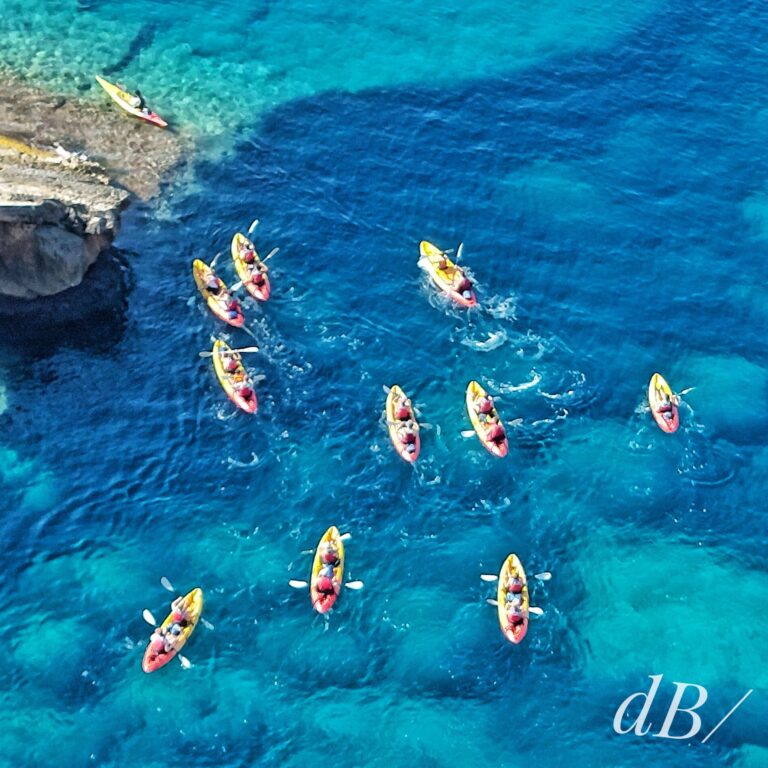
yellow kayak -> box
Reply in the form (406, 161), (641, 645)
(211, 339), (257, 414)
(496, 554), (529, 644)
(418, 241), (477, 307)
(385, 385), (420, 462)
(648, 372), (679, 433)
(95, 75), (168, 128)
(231, 233), (271, 301)
(310, 526), (345, 614)
(142, 588), (203, 672)
(466, 380), (508, 457)
(192, 258), (244, 327)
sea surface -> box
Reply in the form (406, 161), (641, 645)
(1, 1), (767, 766)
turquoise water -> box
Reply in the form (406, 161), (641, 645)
(1, 0), (767, 766)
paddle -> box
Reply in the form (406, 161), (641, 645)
(199, 345), (259, 358)
(455, 242), (464, 262)
(485, 598), (544, 616)
(481, 571), (552, 582)
(248, 218), (259, 234)
(289, 579), (364, 590)
(141, 608), (192, 667)
(262, 246), (279, 263)
(209, 251), (223, 269)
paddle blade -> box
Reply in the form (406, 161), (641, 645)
(232, 346), (260, 354)
(417, 258), (429, 269)
(534, 572), (552, 581)
(529, 606), (544, 616)
(179, 655), (192, 669)
(507, 418), (523, 428)
(461, 430), (476, 438)
(230, 280), (243, 292)
(480, 574), (499, 582)
(456, 242), (464, 261)
(210, 251), (222, 268)
(486, 598), (499, 607)
(142, 609), (157, 626)
(247, 218), (260, 234)
(201, 617), (215, 631)
(339, 532), (352, 541)
(263, 247), (279, 262)
(679, 386), (695, 396)
(381, 384), (391, 394)
(289, 579), (309, 589)
(345, 580), (364, 590)
(198, 350), (214, 358)
(160, 577), (174, 592)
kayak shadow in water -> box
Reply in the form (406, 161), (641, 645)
(0, 247), (134, 356)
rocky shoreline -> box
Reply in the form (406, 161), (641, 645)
(0, 72), (184, 299)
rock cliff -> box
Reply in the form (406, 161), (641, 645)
(0, 73), (184, 299)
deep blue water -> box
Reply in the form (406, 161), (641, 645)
(1, 1), (767, 766)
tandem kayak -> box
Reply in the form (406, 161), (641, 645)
(211, 339), (257, 414)
(231, 233), (271, 302)
(310, 526), (345, 614)
(465, 380), (508, 457)
(142, 588), (203, 673)
(95, 75), (168, 128)
(192, 259), (244, 327)
(385, 384), (420, 463)
(418, 240), (477, 307)
(496, 554), (529, 645)
(648, 372), (679, 433)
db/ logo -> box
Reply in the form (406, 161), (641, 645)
(614, 674), (753, 742)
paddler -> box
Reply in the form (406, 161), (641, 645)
(657, 390), (678, 422)
(218, 291), (241, 320)
(221, 351), (240, 374)
(505, 576), (524, 597)
(234, 380), (255, 403)
(398, 420), (418, 454)
(395, 398), (411, 421)
(476, 395), (495, 421)
(506, 599), (526, 627)
(453, 271), (473, 301)
(321, 542), (340, 567)
(486, 417), (506, 446)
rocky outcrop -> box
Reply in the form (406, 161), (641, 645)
(0, 72), (184, 299)
(0, 144), (130, 298)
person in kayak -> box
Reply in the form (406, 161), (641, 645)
(505, 576), (524, 597)
(395, 397), (411, 421)
(218, 292), (240, 320)
(452, 271), (473, 300)
(486, 417), (506, 445)
(321, 542), (340, 567)
(149, 628), (167, 655)
(476, 395), (495, 421)
(130, 89), (149, 114)
(507, 600), (526, 627)
(316, 574), (337, 595)
(205, 272), (222, 295)
(657, 390), (679, 422)
(221, 351), (240, 374)
(235, 380), (255, 403)
(398, 421), (418, 454)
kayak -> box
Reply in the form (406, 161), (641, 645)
(192, 259), (244, 327)
(94, 75), (168, 128)
(385, 384), (420, 463)
(310, 526), (345, 614)
(496, 554), (529, 644)
(211, 339), (257, 414)
(142, 588), (203, 673)
(465, 380), (508, 457)
(648, 372), (679, 433)
(231, 233), (271, 301)
(418, 240), (477, 307)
